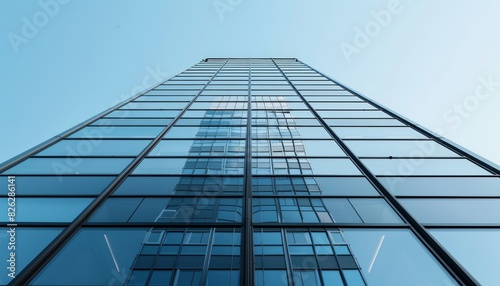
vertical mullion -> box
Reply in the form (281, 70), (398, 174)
(242, 58), (254, 286)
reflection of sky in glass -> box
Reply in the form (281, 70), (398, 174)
(343, 229), (457, 286)
(431, 229), (500, 286)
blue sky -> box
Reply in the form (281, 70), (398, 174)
(1, 0), (500, 165)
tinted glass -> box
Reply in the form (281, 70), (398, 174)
(343, 229), (456, 285)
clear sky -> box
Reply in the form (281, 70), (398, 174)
(1, 0), (500, 166)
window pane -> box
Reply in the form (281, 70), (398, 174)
(326, 118), (404, 126)
(430, 229), (500, 286)
(309, 102), (376, 110)
(32, 229), (148, 285)
(349, 199), (402, 223)
(69, 126), (163, 138)
(207, 270), (239, 286)
(136, 95), (194, 101)
(380, 177), (500, 197)
(165, 127), (246, 138)
(0, 176), (114, 196)
(88, 198), (142, 222)
(255, 270), (288, 286)
(332, 127), (426, 139)
(344, 140), (459, 157)
(252, 158), (360, 175)
(0, 198), (93, 222)
(2, 158), (132, 175)
(251, 176), (378, 196)
(106, 110), (181, 118)
(343, 229), (456, 286)
(36, 140), (151, 156)
(94, 118), (173, 126)
(149, 270), (173, 286)
(252, 127), (331, 139)
(342, 270), (365, 285)
(361, 158), (491, 176)
(121, 101), (188, 109)
(314, 177), (378, 196)
(114, 176), (243, 195)
(150, 140), (245, 156)
(318, 110), (391, 119)
(321, 270), (344, 285)
(133, 158), (244, 175)
(252, 140), (345, 157)
(400, 199), (500, 224)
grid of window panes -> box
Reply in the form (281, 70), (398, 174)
(1, 58), (499, 286)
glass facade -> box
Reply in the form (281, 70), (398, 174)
(0, 58), (498, 285)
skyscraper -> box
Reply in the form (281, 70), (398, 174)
(1, 58), (499, 286)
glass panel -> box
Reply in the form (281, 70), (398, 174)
(380, 177), (500, 197)
(361, 158), (491, 176)
(181, 118), (247, 126)
(332, 127), (426, 139)
(251, 176), (378, 196)
(190, 102), (248, 109)
(149, 270), (173, 286)
(2, 158), (132, 175)
(94, 118), (173, 126)
(69, 126), (163, 138)
(344, 140), (459, 157)
(0, 198), (92, 222)
(430, 229), (500, 286)
(292, 270), (321, 286)
(252, 126), (331, 139)
(164, 127), (246, 139)
(149, 140), (245, 156)
(36, 140), (151, 156)
(145, 90), (199, 96)
(342, 270), (366, 285)
(326, 118), (404, 126)
(254, 270), (288, 285)
(133, 158), (244, 175)
(121, 101), (188, 109)
(349, 199), (402, 223)
(321, 270), (344, 285)
(0, 176), (114, 196)
(207, 270), (239, 286)
(400, 199), (500, 224)
(309, 102), (376, 110)
(314, 177), (378, 196)
(306, 96), (362, 102)
(136, 95), (194, 101)
(252, 158), (360, 175)
(342, 229), (456, 286)
(114, 176), (243, 195)
(106, 110), (181, 118)
(252, 140), (345, 157)
(32, 229), (148, 285)
(0, 228), (62, 283)
(88, 198), (142, 222)
(323, 199), (362, 223)
(317, 110), (391, 119)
